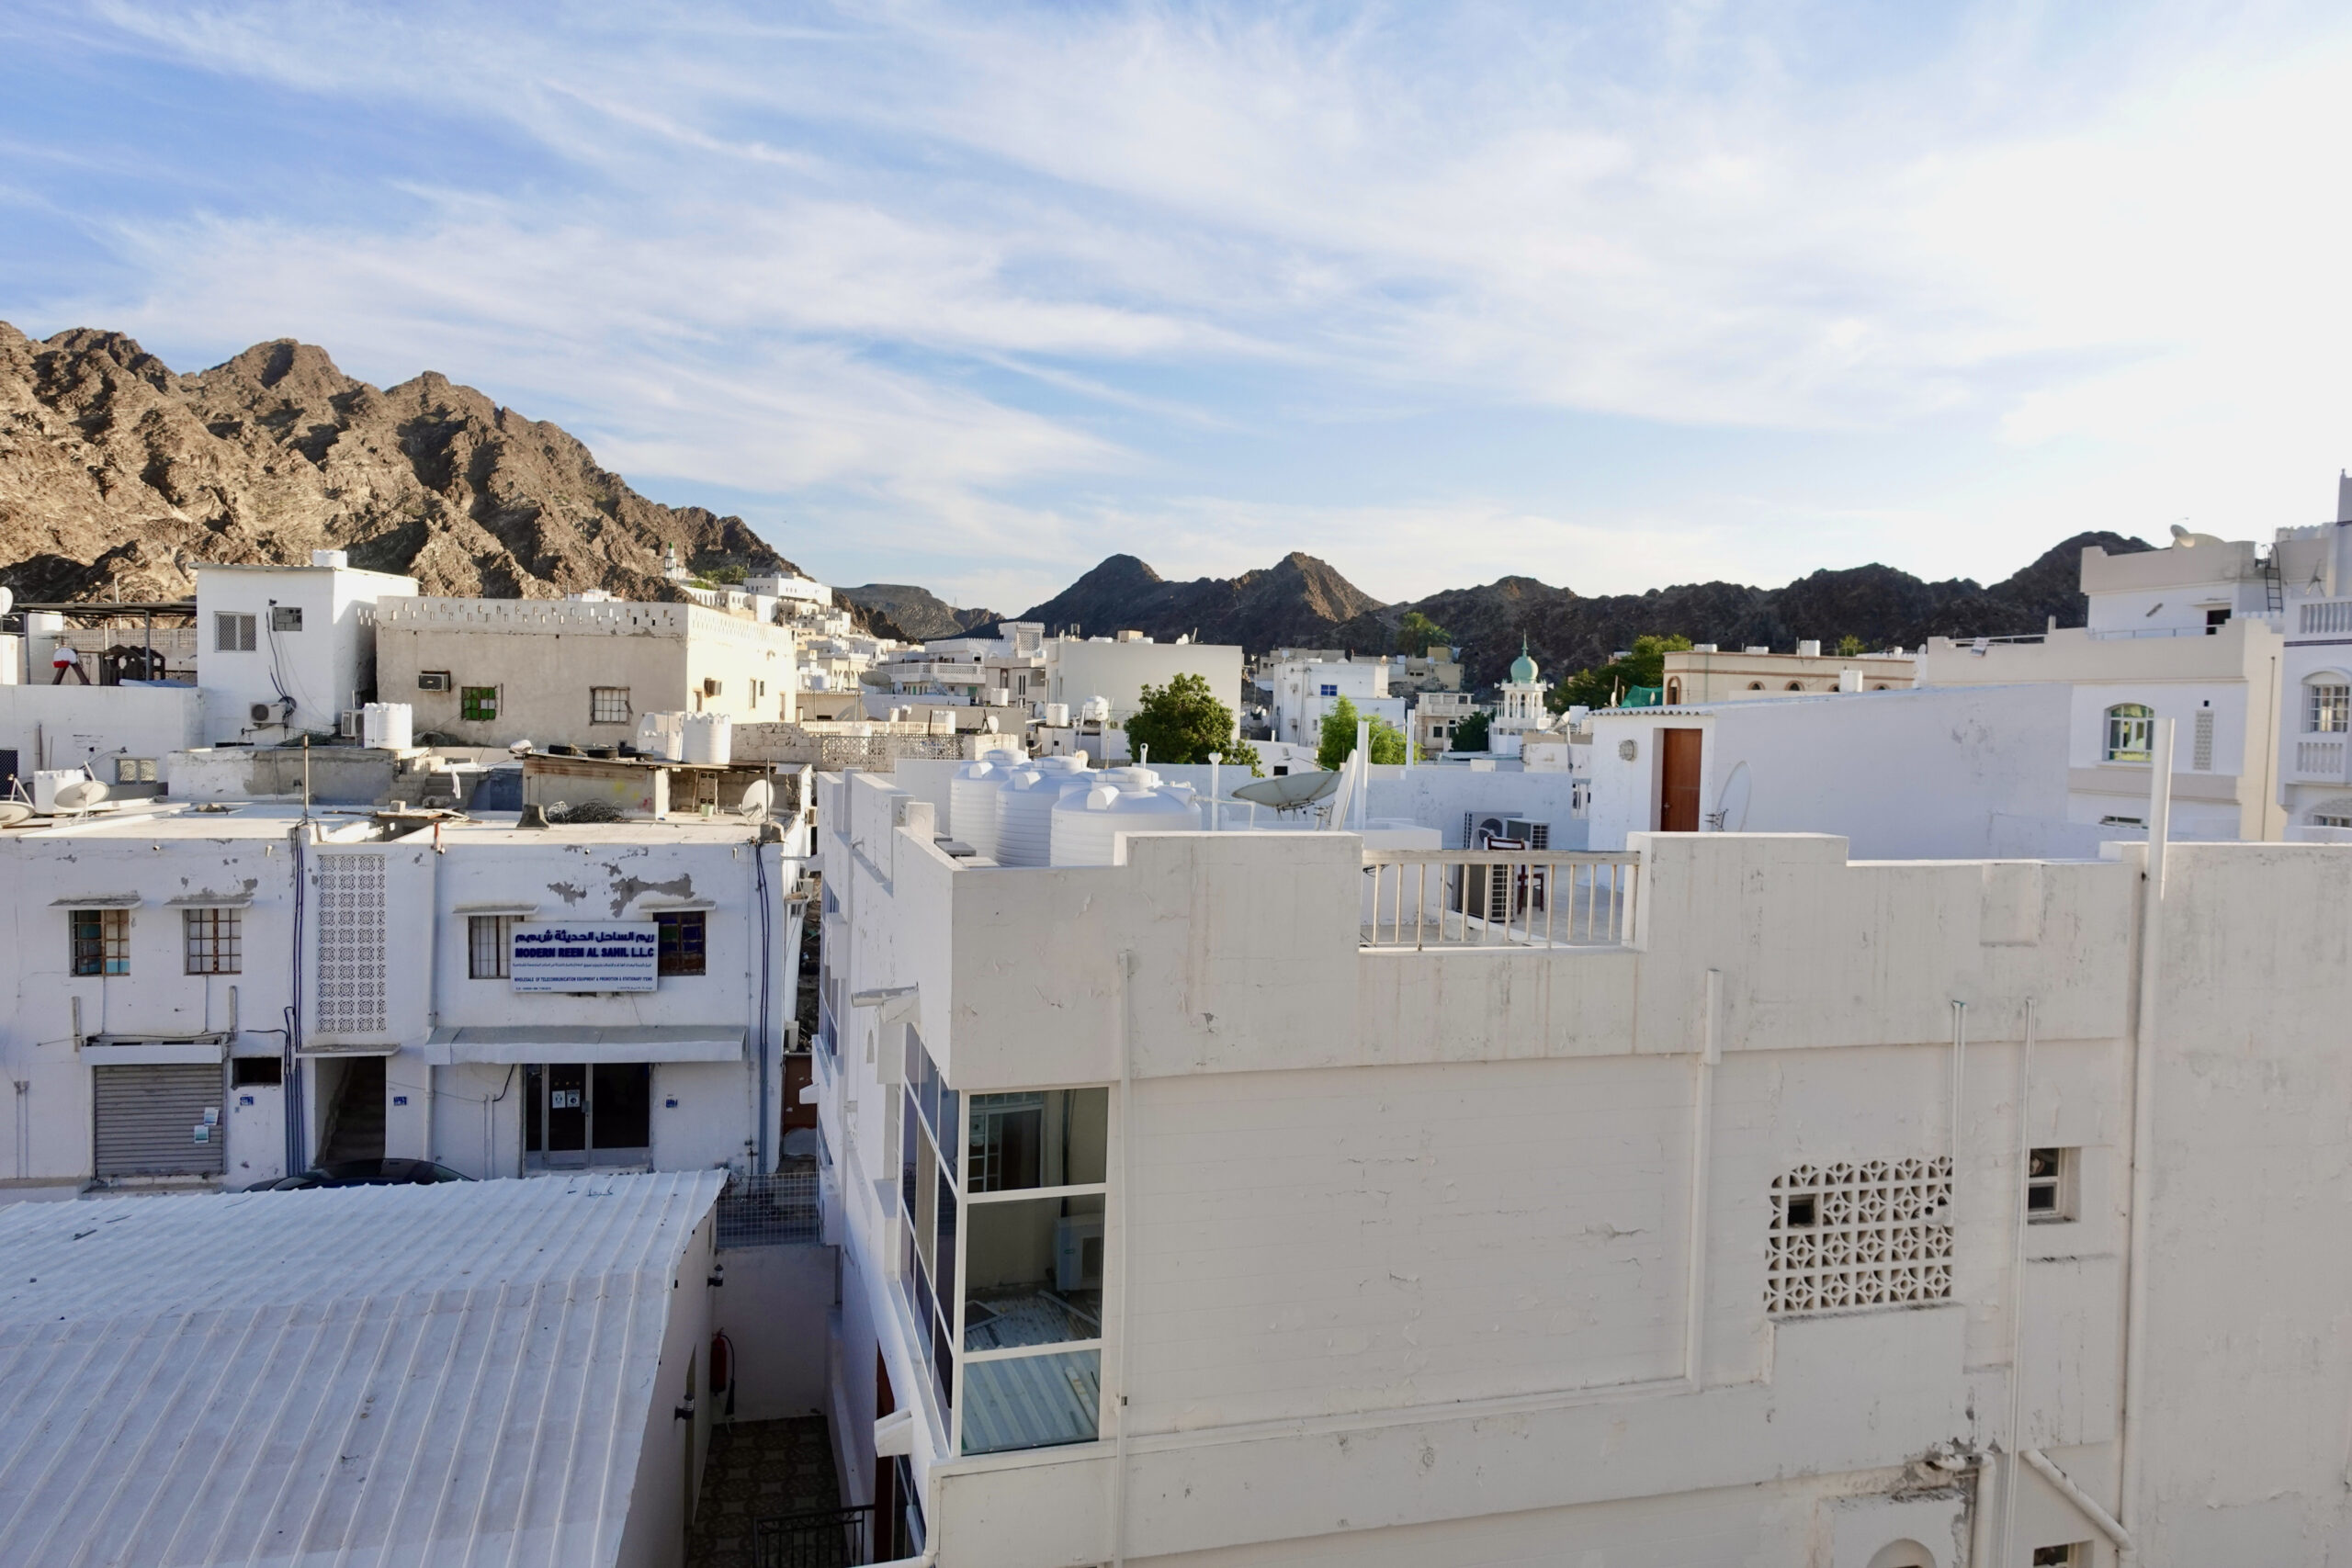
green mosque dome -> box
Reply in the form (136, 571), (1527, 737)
(1509, 637), (1538, 684)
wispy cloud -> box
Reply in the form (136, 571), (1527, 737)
(8, 1), (2352, 609)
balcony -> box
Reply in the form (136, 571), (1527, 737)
(1361, 848), (1639, 950)
(2294, 738), (2349, 783)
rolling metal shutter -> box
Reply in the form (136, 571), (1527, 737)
(93, 1064), (225, 1178)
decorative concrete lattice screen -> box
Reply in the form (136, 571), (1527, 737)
(1766, 1157), (1953, 1314)
(316, 854), (388, 1035)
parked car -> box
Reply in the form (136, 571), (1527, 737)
(240, 1159), (475, 1192)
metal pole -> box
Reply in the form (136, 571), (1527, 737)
(2117, 717), (2176, 1564)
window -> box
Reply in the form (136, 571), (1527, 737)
(2204, 606), (2230, 634)
(2308, 682), (2349, 734)
(2031, 1547), (2088, 1567)
(469, 914), (515, 979)
(1786, 681), (1804, 691)
(1319, 683), (1339, 697)
(967, 1089), (1108, 1194)
(232, 1055), (282, 1087)
(214, 612), (256, 652)
(2027, 1147), (2075, 1221)
(1665, 680), (1682, 704)
(461, 686), (499, 722)
(113, 757), (156, 784)
(656, 911), (707, 976)
(1766, 1157), (1953, 1314)
(71, 908), (129, 976)
(1747, 681), (1764, 690)
(417, 671), (451, 692)
(269, 605), (302, 632)
(2104, 703), (2154, 762)
(183, 908), (242, 975)
(591, 686), (632, 724)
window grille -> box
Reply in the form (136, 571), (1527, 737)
(183, 908), (243, 976)
(461, 686), (498, 721)
(469, 914), (514, 979)
(657, 911), (707, 976)
(2104, 703), (2154, 762)
(2308, 682), (2349, 735)
(214, 612), (256, 652)
(2192, 711), (2214, 771)
(1766, 1157), (1952, 1314)
(591, 686), (631, 724)
(316, 855), (387, 1032)
(71, 908), (130, 976)
(113, 757), (157, 784)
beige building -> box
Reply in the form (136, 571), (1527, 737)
(1414, 689), (1479, 754)
(1045, 631), (1245, 724)
(375, 596), (795, 750)
(1662, 642), (1917, 705)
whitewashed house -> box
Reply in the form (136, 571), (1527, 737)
(1263, 654), (1404, 749)
(2269, 475), (2352, 836)
(808, 759), (2352, 1568)
(193, 553), (418, 745)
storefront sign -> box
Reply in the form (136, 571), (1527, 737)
(511, 922), (660, 993)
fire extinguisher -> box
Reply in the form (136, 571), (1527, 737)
(710, 1331), (735, 1419)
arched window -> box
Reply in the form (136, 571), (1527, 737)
(1666, 679), (1682, 704)
(1747, 682), (1764, 691)
(1786, 681), (1804, 691)
(2106, 703), (2154, 762)
(2307, 677), (2350, 734)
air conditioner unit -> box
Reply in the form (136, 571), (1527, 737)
(1460, 813), (1553, 921)
(703, 677), (722, 697)
(249, 701), (289, 727)
(416, 671), (451, 693)
(1055, 1214), (1105, 1292)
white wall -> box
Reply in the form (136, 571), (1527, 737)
(195, 564), (416, 744)
(0, 683), (203, 781)
(1047, 638), (1246, 725)
(1588, 684), (2075, 858)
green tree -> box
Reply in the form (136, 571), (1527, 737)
(706, 564), (749, 584)
(1396, 610), (1453, 656)
(1316, 695), (1408, 770)
(1835, 634), (1866, 657)
(1125, 672), (1240, 766)
(1450, 710), (1491, 752)
(1554, 634), (1692, 710)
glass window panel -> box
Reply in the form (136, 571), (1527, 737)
(961, 1349), (1101, 1455)
(936, 1169), (958, 1308)
(916, 1129), (939, 1280)
(964, 1194), (1104, 1351)
(968, 1089), (1108, 1193)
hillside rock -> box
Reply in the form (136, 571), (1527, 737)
(0, 323), (794, 603)
(1012, 550), (1381, 650)
(1329, 532), (2155, 688)
(838, 583), (1000, 641)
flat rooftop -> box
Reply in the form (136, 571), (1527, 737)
(0, 1171), (722, 1568)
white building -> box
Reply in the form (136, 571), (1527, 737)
(1046, 632), (1246, 728)
(193, 553), (418, 745)
(808, 764), (2352, 1567)
(374, 595), (797, 749)
(0, 803), (808, 1192)
(2269, 476), (2352, 836)
(1263, 654), (1404, 748)
(1664, 642), (1917, 705)
(0, 682), (203, 794)
(0, 1172), (724, 1568)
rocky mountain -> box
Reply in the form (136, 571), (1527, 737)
(1008, 550), (1382, 649)
(1330, 532), (2155, 688)
(837, 582), (1001, 642)
(0, 323), (795, 604)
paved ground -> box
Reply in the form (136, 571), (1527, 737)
(688, 1416), (845, 1568)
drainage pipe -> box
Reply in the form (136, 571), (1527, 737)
(2118, 717), (2175, 1564)
(1683, 968), (1720, 1383)
(2000, 998), (2036, 1565)
(1111, 948), (1137, 1568)
(2026, 1448), (2136, 1558)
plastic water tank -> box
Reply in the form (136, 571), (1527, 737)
(361, 702), (413, 750)
(948, 749), (1024, 860)
(993, 756), (1091, 867)
(1049, 767), (1195, 866)
(681, 712), (732, 765)
(636, 712), (686, 761)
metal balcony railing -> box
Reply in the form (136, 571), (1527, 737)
(1361, 849), (1640, 950)
(752, 1504), (874, 1567)
(716, 1170), (821, 1248)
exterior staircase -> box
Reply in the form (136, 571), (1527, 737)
(317, 1058), (386, 1167)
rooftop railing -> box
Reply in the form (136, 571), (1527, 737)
(1362, 848), (1639, 951)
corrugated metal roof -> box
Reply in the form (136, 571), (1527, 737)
(0, 1170), (723, 1568)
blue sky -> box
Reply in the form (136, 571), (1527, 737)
(6, 2), (2352, 614)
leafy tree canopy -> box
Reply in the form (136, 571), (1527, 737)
(1396, 610), (1453, 656)
(1125, 672), (1243, 767)
(1553, 634), (1693, 710)
(1317, 695), (1409, 769)
(1450, 710), (1491, 752)
(1835, 634), (1866, 656)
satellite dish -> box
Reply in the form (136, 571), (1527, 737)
(1707, 761), (1751, 832)
(52, 778), (108, 812)
(0, 586), (13, 616)
(738, 779), (774, 818)
(1232, 770), (1341, 815)
(0, 801), (30, 827)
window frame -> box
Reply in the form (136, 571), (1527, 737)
(590, 686), (632, 725)
(468, 914), (515, 980)
(2307, 679), (2349, 735)
(460, 686), (500, 722)
(2104, 703), (2155, 763)
(182, 908), (243, 976)
(213, 612), (256, 652)
(113, 757), (157, 784)
(2026, 1146), (2077, 1224)
(71, 908), (130, 976)
(655, 910), (707, 976)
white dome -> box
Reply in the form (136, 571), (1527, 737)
(1049, 771), (1196, 866)
(948, 748), (1026, 860)
(993, 755), (1091, 867)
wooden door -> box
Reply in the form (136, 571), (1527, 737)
(1659, 728), (1703, 832)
